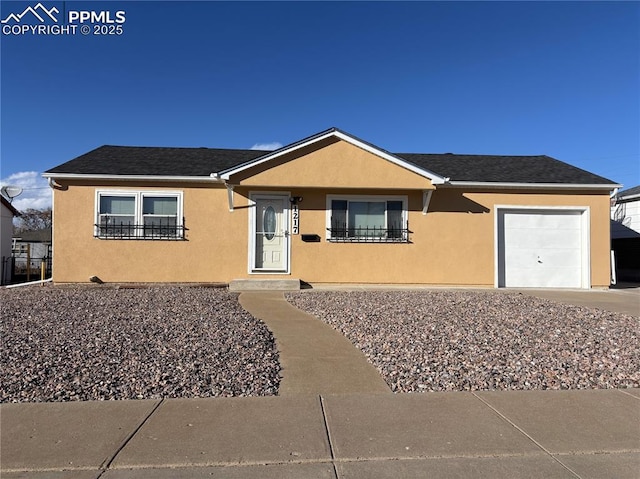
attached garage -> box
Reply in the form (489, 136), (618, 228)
(496, 207), (589, 288)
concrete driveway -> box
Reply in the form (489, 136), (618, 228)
(514, 286), (639, 317)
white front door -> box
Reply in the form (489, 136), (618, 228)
(252, 194), (289, 272)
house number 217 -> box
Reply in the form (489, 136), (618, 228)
(291, 204), (299, 235)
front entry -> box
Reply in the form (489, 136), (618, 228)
(251, 194), (290, 272)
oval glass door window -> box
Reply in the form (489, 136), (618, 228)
(263, 206), (276, 240)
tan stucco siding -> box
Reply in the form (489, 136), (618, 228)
(248, 188), (611, 287)
(231, 139), (434, 190)
(52, 181), (611, 287)
(52, 183), (251, 283)
(429, 190), (611, 288)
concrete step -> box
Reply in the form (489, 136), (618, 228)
(229, 278), (301, 291)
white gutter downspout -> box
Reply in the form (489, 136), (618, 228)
(609, 186), (619, 286)
(46, 177), (61, 285)
(226, 184), (234, 212)
(209, 173), (235, 212)
(48, 177), (63, 189)
(610, 187), (619, 201)
(422, 190), (433, 215)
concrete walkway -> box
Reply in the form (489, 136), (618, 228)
(239, 291), (390, 395)
(1, 390), (638, 478)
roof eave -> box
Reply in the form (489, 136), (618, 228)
(442, 181), (622, 190)
(219, 129), (448, 185)
(42, 172), (225, 183)
(1, 196), (20, 216)
(617, 192), (640, 201)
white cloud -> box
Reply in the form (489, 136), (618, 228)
(250, 142), (283, 151)
(0, 171), (52, 211)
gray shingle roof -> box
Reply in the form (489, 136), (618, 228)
(618, 185), (640, 198)
(45, 146), (268, 177)
(14, 227), (52, 243)
(45, 144), (617, 185)
(396, 153), (614, 184)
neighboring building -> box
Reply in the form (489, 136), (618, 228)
(611, 185), (640, 282)
(0, 195), (20, 285)
(12, 227), (53, 279)
(43, 128), (619, 288)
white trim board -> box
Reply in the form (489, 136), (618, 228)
(440, 181), (620, 191)
(44, 173), (223, 183)
(445, 181), (619, 190)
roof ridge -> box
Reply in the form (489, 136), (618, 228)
(99, 145), (270, 152)
(96, 145), (552, 159)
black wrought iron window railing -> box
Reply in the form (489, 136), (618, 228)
(95, 218), (186, 240)
(327, 222), (410, 243)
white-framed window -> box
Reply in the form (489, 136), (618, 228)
(95, 190), (184, 239)
(326, 195), (409, 242)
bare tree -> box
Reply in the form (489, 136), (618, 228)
(14, 207), (52, 234)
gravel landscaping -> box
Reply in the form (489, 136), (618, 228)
(1, 286), (280, 403)
(3, 286), (637, 402)
(286, 290), (639, 392)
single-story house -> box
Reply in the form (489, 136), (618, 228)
(43, 128), (619, 289)
(1, 195), (20, 285)
(611, 185), (640, 282)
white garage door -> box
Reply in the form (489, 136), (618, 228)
(497, 209), (588, 288)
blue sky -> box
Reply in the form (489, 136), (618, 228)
(1, 1), (638, 210)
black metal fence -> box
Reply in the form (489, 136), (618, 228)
(2, 253), (52, 285)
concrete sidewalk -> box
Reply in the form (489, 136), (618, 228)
(1, 389), (638, 478)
